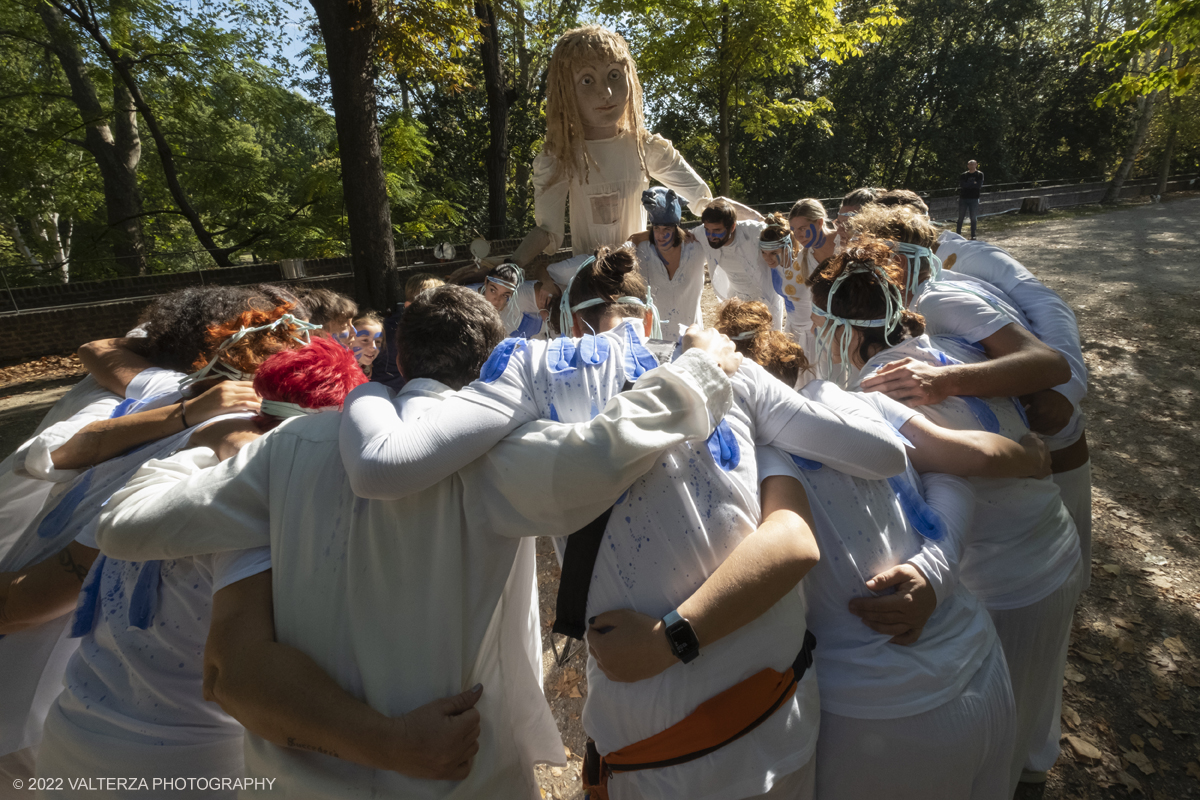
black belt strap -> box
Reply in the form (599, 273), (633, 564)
(548, 339), (673, 666)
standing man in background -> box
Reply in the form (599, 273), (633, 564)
(958, 160), (984, 239)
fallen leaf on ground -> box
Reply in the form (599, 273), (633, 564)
(1165, 636), (1189, 657)
(1102, 564), (1122, 575)
(1187, 761), (1200, 781)
(1115, 769), (1144, 793)
(1066, 734), (1103, 761)
(1065, 666), (1087, 682)
(1124, 748), (1156, 774)
(1063, 705), (1081, 729)
(1131, 733), (1145, 749)
(1139, 709), (1161, 728)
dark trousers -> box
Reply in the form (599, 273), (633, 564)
(957, 198), (980, 238)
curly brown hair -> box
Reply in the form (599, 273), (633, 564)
(807, 239), (925, 367)
(715, 299), (811, 386)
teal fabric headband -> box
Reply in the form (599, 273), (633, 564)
(812, 263), (905, 389)
(893, 242), (942, 298)
(485, 263), (525, 293)
(559, 256), (663, 339)
(181, 313), (321, 389)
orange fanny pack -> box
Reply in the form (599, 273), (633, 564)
(582, 630), (816, 800)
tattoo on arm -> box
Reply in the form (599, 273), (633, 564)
(58, 549), (90, 583)
(286, 737), (339, 758)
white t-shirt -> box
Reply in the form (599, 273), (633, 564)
(706, 220), (785, 331)
(634, 238), (706, 331)
(97, 355), (739, 800)
(533, 132), (713, 257)
(0, 368), (185, 757)
(57, 449), (269, 750)
(756, 434), (995, 720)
(443, 324), (909, 800)
(770, 248), (817, 354)
(858, 336), (1080, 610)
(937, 231), (1087, 450)
(908, 279), (1019, 345)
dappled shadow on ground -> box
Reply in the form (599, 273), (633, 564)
(1001, 196), (1200, 799)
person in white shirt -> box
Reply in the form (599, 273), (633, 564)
(96, 285), (745, 800)
(336, 250), (910, 800)
(702, 199), (785, 331)
(757, 210), (818, 353)
(630, 187), (706, 330)
(0, 287), (287, 787)
(933, 230), (1093, 599)
(719, 302), (1060, 799)
(33, 336), (358, 800)
(809, 241), (1084, 790)
(849, 205), (1071, 410)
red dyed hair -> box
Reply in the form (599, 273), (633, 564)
(252, 336), (366, 429)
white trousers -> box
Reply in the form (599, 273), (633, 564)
(1052, 460), (1092, 590)
(620, 754), (815, 800)
(35, 703), (244, 799)
(989, 555), (1085, 779)
(814, 639), (1015, 800)
(0, 747), (37, 799)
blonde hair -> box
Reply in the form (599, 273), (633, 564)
(848, 204), (939, 248)
(544, 25), (647, 186)
(788, 198), (827, 223)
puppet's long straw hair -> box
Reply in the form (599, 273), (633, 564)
(544, 25), (647, 186)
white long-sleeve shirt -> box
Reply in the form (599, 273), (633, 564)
(937, 231), (1087, 450)
(96, 352), (733, 800)
(705, 219), (786, 331)
(335, 320), (905, 800)
(533, 132), (713, 257)
(857, 336), (1080, 611)
(634, 238), (707, 331)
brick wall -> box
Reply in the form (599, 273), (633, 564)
(0, 274), (353, 366)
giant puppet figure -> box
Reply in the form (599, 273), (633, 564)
(500, 25), (758, 272)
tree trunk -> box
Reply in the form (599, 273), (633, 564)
(37, 3), (147, 276)
(309, 0), (396, 310)
(1156, 95), (1181, 195)
(476, 0), (510, 240)
(1102, 90), (1159, 203)
(717, 6), (731, 196)
(1103, 46), (1171, 204)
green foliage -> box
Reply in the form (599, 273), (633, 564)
(1085, 0), (1200, 104)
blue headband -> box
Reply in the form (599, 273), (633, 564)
(484, 263), (525, 294)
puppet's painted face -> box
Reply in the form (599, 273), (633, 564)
(574, 60), (630, 133)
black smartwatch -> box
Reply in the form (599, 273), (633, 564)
(663, 610), (700, 664)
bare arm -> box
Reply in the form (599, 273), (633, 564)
(587, 474), (819, 682)
(204, 571), (483, 779)
(718, 196), (765, 223)
(0, 541), (99, 634)
(860, 323), (1070, 406)
(51, 381), (261, 471)
(77, 338), (153, 396)
(900, 414), (1050, 479)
